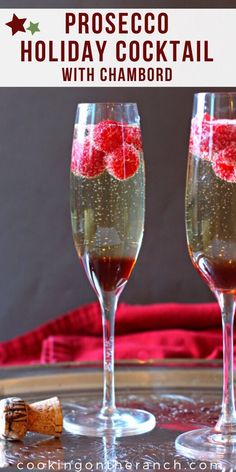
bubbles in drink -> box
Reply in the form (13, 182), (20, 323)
(70, 120), (145, 292)
(187, 116), (236, 293)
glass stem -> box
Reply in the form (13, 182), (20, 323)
(216, 292), (236, 433)
(100, 291), (118, 416)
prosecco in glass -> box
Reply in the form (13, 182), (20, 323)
(64, 103), (156, 437)
(176, 93), (236, 460)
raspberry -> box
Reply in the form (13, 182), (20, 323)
(212, 155), (236, 183)
(124, 126), (143, 150)
(105, 144), (140, 180)
(189, 115), (236, 162)
(202, 113), (212, 122)
(215, 145), (236, 166)
(189, 113), (212, 160)
(92, 120), (123, 153)
(212, 122), (236, 151)
(71, 138), (105, 178)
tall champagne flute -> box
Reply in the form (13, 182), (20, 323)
(64, 103), (156, 437)
(176, 93), (236, 459)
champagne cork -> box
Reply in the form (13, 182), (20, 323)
(0, 396), (63, 441)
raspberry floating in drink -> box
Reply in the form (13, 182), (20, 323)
(189, 115), (236, 182)
(71, 138), (105, 178)
(71, 120), (142, 181)
(124, 126), (143, 151)
(213, 122), (236, 151)
(212, 156), (236, 183)
(92, 119), (123, 153)
(189, 113), (212, 160)
(105, 143), (140, 180)
(216, 145), (236, 165)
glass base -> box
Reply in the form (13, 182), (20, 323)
(176, 427), (236, 461)
(64, 406), (156, 437)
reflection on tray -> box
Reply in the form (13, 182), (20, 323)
(0, 361), (229, 470)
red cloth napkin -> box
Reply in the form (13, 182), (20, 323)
(0, 302), (225, 365)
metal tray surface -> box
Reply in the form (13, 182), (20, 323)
(0, 361), (233, 471)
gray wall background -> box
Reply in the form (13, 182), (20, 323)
(1, 0), (235, 341)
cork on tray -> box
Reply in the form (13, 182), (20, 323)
(0, 396), (63, 441)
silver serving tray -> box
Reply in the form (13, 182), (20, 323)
(0, 360), (232, 471)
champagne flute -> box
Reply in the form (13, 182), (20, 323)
(64, 103), (156, 437)
(176, 93), (236, 459)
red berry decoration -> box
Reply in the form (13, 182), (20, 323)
(189, 113), (212, 160)
(92, 120), (123, 153)
(212, 155), (236, 183)
(124, 126), (143, 150)
(189, 114), (236, 182)
(71, 138), (105, 178)
(105, 144), (140, 180)
(215, 145), (236, 166)
(212, 122), (236, 151)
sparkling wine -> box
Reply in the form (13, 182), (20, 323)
(71, 121), (145, 293)
(186, 156), (236, 294)
(66, 103), (155, 438)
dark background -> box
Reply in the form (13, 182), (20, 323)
(1, 1), (235, 341)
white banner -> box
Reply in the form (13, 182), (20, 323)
(0, 9), (235, 87)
